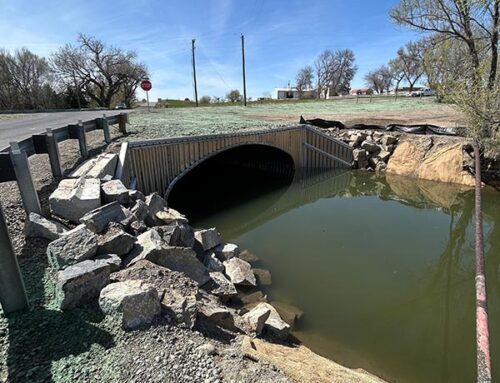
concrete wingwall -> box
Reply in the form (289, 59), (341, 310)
(117, 125), (353, 197)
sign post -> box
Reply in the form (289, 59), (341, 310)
(140, 78), (152, 112)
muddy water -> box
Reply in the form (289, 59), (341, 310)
(186, 170), (500, 383)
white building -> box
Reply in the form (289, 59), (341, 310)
(272, 87), (317, 100)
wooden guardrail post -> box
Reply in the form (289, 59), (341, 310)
(9, 142), (41, 215)
(46, 128), (62, 178)
(118, 113), (128, 135)
(76, 120), (88, 158)
(101, 114), (111, 143)
(0, 202), (29, 314)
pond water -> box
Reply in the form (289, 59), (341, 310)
(186, 170), (500, 383)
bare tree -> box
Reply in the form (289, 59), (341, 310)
(52, 34), (148, 108)
(295, 66), (314, 97)
(226, 89), (241, 102)
(314, 49), (357, 98)
(391, 0), (499, 89)
(0, 48), (58, 110)
(364, 66), (393, 94)
(396, 42), (425, 92)
(200, 95), (212, 104)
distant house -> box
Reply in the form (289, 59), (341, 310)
(272, 87), (317, 100)
(349, 87), (373, 95)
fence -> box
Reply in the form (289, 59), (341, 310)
(0, 113), (129, 215)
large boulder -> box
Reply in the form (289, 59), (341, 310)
(214, 243), (239, 261)
(47, 226), (98, 270)
(70, 153), (118, 179)
(161, 288), (198, 329)
(197, 293), (237, 330)
(95, 254), (122, 272)
(194, 228), (222, 251)
(258, 303), (290, 340)
(239, 303), (272, 337)
(155, 222), (195, 248)
(55, 259), (110, 309)
(25, 212), (67, 241)
(101, 180), (130, 205)
(80, 202), (136, 234)
(253, 268), (272, 286)
(144, 193), (166, 226)
(270, 301), (304, 327)
(49, 178), (101, 223)
(223, 258), (256, 287)
(97, 223), (136, 257)
(202, 271), (237, 302)
(155, 208), (188, 225)
(99, 280), (161, 329)
(241, 337), (387, 383)
(124, 231), (209, 285)
(203, 252), (225, 272)
(239, 250), (260, 264)
(387, 137), (475, 186)
(131, 200), (148, 221)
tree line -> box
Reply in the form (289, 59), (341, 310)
(0, 34), (147, 111)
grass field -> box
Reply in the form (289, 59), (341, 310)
(128, 96), (464, 140)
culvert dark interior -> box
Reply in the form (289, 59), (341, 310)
(167, 144), (295, 221)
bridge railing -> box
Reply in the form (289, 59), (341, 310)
(0, 113), (129, 215)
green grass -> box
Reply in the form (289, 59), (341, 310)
(127, 97), (442, 140)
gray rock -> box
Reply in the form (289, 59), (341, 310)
(213, 243), (239, 261)
(102, 180), (130, 205)
(125, 230), (209, 285)
(47, 226), (98, 270)
(361, 140), (381, 154)
(49, 178), (101, 223)
(144, 193), (166, 226)
(155, 208), (188, 225)
(253, 268), (272, 286)
(203, 272), (237, 302)
(223, 258), (256, 287)
(381, 135), (398, 146)
(170, 222), (195, 247)
(198, 293), (236, 330)
(56, 259), (110, 309)
(99, 280), (161, 329)
(70, 153), (118, 179)
(161, 288), (198, 329)
(97, 224), (136, 256)
(128, 189), (145, 202)
(130, 220), (148, 235)
(95, 254), (122, 272)
(377, 150), (391, 162)
(195, 228), (222, 251)
(131, 200), (148, 221)
(352, 148), (367, 162)
(270, 301), (304, 327)
(80, 201), (136, 234)
(25, 212), (67, 240)
(204, 252), (224, 272)
(238, 250), (260, 263)
(236, 290), (266, 305)
(239, 303), (272, 337)
(154, 247), (210, 286)
(259, 303), (291, 340)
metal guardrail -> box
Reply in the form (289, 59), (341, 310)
(0, 113), (128, 215)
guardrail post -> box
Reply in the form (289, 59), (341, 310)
(0, 202), (29, 314)
(76, 120), (88, 159)
(118, 113), (128, 135)
(9, 142), (41, 215)
(46, 128), (62, 178)
(102, 114), (111, 143)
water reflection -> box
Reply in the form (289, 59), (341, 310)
(192, 170), (500, 383)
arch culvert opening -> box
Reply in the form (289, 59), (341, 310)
(167, 144), (295, 221)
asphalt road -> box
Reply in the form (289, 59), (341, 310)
(0, 109), (133, 149)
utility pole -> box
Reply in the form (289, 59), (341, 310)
(241, 34), (247, 106)
(191, 39), (199, 107)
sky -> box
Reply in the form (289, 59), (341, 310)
(0, 0), (423, 100)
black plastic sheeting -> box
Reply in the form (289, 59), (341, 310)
(300, 115), (465, 136)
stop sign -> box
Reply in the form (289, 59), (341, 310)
(140, 79), (152, 91)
